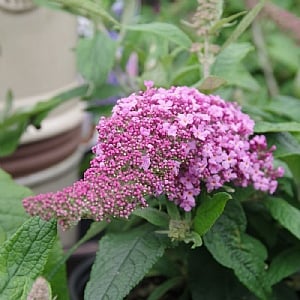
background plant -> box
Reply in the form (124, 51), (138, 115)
(0, 0), (300, 299)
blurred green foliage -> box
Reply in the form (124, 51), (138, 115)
(1, 1), (300, 299)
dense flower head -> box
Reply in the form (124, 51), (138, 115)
(23, 82), (283, 229)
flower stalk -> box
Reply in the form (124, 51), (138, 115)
(187, 0), (223, 78)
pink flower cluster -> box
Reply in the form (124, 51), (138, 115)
(23, 82), (283, 229)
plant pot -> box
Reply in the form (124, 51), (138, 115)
(0, 4), (85, 248)
(0, 2), (82, 143)
(0, 2), (77, 101)
(0, 125), (82, 178)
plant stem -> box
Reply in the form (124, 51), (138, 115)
(184, 211), (192, 223)
(251, 20), (279, 97)
(203, 36), (211, 78)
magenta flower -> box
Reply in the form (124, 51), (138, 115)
(23, 82), (284, 229)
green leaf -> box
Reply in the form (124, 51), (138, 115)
(126, 23), (192, 49)
(77, 32), (117, 85)
(0, 169), (31, 238)
(277, 177), (294, 197)
(264, 95), (300, 122)
(224, 65), (260, 91)
(209, 11), (247, 34)
(33, 0), (61, 10)
(34, 0), (119, 26)
(0, 217), (57, 299)
(212, 43), (254, 74)
(166, 201), (180, 220)
(267, 133), (300, 158)
(1, 89), (13, 120)
(255, 121), (300, 133)
(85, 224), (168, 300)
(222, 0), (267, 49)
(147, 276), (182, 300)
(267, 247), (300, 286)
(264, 197), (300, 240)
(118, 0), (140, 40)
(171, 65), (200, 86)
(267, 133), (300, 186)
(0, 168), (10, 180)
(281, 154), (300, 187)
(133, 207), (170, 228)
(0, 226), (6, 245)
(267, 33), (300, 73)
(198, 76), (227, 92)
(120, 0), (139, 26)
(0, 117), (28, 156)
(194, 192), (231, 236)
(211, 43), (258, 90)
(204, 200), (271, 300)
(141, 62), (169, 87)
(0, 84), (88, 130)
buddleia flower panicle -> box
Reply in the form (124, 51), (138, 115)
(23, 82), (283, 229)
(187, 0), (222, 77)
(190, 0), (223, 37)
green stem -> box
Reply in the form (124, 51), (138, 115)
(203, 36), (211, 78)
(251, 20), (279, 97)
(166, 201), (181, 220)
(184, 211), (192, 223)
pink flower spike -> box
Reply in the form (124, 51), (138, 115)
(23, 83), (283, 229)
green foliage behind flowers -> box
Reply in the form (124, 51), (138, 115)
(1, 0), (300, 299)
